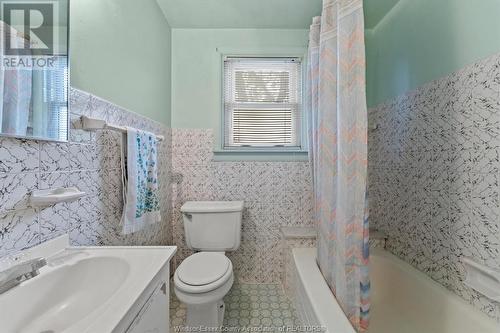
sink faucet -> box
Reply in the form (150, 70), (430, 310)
(0, 257), (47, 294)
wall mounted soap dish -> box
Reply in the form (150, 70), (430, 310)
(30, 187), (86, 207)
(462, 257), (500, 302)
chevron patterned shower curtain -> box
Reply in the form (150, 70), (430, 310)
(306, 0), (369, 331)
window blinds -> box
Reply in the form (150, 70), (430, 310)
(224, 57), (302, 148)
(46, 56), (69, 140)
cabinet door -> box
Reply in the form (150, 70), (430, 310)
(126, 282), (169, 333)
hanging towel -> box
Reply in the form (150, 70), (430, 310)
(121, 128), (161, 234)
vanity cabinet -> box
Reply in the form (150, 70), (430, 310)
(126, 280), (169, 333)
(114, 263), (171, 333)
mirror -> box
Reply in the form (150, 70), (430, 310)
(0, 0), (69, 142)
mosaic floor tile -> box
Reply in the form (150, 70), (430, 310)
(170, 283), (301, 332)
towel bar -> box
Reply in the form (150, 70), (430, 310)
(75, 116), (165, 141)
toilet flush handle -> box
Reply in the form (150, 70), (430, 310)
(183, 213), (192, 220)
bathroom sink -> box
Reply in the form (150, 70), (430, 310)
(0, 235), (177, 333)
(0, 257), (129, 333)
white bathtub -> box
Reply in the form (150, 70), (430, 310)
(292, 248), (499, 333)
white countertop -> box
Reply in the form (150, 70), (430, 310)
(0, 235), (177, 333)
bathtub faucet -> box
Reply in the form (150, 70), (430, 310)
(0, 257), (47, 294)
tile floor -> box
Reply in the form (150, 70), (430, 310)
(170, 283), (301, 332)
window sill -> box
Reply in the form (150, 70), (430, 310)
(213, 149), (309, 162)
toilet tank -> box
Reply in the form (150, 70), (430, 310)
(180, 201), (244, 251)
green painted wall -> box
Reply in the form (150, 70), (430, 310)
(366, 0), (500, 107)
(171, 29), (309, 129)
(70, 0), (172, 125)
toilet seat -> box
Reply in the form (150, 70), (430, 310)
(175, 252), (233, 294)
(178, 252), (230, 286)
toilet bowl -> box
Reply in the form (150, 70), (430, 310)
(174, 252), (234, 327)
(174, 201), (244, 328)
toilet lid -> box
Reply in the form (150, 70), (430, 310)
(177, 252), (231, 286)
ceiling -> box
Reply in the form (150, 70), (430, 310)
(364, 0), (400, 29)
(156, 0), (322, 29)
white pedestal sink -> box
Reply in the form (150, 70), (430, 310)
(0, 235), (176, 333)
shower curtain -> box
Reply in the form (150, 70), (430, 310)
(306, 0), (369, 331)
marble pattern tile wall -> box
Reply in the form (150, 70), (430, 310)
(368, 53), (500, 319)
(171, 129), (314, 283)
(282, 237), (316, 300)
(0, 88), (172, 258)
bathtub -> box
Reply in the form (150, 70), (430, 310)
(291, 248), (499, 333)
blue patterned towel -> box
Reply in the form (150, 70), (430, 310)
(121, 128), (161, 234)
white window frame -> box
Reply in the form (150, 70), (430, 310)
(220, 53), (307, 153)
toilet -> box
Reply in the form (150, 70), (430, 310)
(174, 201), (244, 328)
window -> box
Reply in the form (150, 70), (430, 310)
(223, 57), (303, 150)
